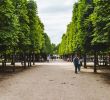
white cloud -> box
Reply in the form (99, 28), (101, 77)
(36, 0), (77, 44)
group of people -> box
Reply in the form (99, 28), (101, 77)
(73, 54), (82, 74)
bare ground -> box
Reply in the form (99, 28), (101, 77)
(0, 60), (110, 100)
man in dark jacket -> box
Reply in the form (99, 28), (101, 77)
(73, 55), (80, 74)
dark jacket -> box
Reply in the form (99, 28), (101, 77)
(73, 57), (79, 67)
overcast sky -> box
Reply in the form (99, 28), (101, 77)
(37, 0), (77, 45)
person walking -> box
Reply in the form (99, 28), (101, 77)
(47, 55), (50, 62)
(73, 55), (80, 74)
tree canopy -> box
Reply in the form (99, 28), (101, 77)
(0, 0), (51, 55)
(59, 0), (110, 55)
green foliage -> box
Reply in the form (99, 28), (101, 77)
(36, 16), (45, 52)
(13, 0), (31, 51)
(91, 0), (110, 45)
(27, 0), (44, 53)
(51, 43), (59, 54)
(0, 0), (50, 55)
(41, 33), (52, 55)
(0, 0), (19, 53)
(59, 0), (110, 55)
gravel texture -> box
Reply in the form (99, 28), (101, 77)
(0, 60), (109, 100)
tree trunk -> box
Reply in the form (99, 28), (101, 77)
(11, 54), (15, 72)
(84, 53), (87, 68)
(32, 52), (35, 65)
(102, 52), (105, 66)
(2, 53), (7, 72)
(29, 53), (32, 67)
(109, 52), (110, 66)
(23, 53), (26, 69)
(2, 57), (5, 72)
(28, 53), (30, 67)
(94, 50), (97, 73)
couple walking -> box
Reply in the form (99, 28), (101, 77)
(73, 55), (82, 74)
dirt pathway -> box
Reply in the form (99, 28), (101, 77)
(0, 60), (110, 100)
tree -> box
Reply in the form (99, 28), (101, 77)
(59, 0), (94, 55)
(13, 0), (31, 52)
(27, 0), (44, 53)
(0, 0), (19, 53)
(36, 16), (45, 53)
(41, 33), (52, 55)
(91, 0), (110, 48)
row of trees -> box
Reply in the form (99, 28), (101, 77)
(0, 0), (52, 70)
(59, 0), (110, 72)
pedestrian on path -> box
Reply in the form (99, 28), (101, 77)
(47, 55), (50, 62)
(73, 55), (81, 74)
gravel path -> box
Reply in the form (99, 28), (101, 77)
(0, 60), (110, 100)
